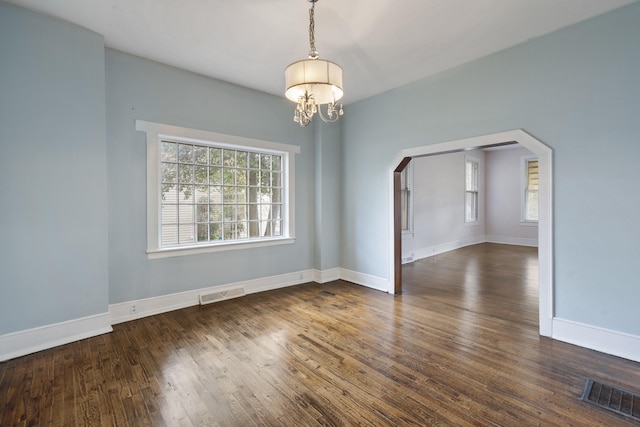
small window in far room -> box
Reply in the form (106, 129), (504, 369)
(465, 157), (479, 223)
(400, 160), (413, 234)
(522, 156), (539, 223)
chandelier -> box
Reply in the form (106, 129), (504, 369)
(285, 0), (344, 127)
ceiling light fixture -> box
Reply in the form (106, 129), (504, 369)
(285, 0), (344, 127)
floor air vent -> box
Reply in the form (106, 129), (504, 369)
(199, 287), (245, 305)
(582, 379), (640, 422)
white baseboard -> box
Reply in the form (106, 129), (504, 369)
(485, 235), (538, 247)
(109, 270), (315, 325)
(552, 318), (640, 363)
(1, 270), (315, 360)
(6, 270), (636, 367)
(405, 235), (537, 263)
(313, 268), (341, 284)
(0, 313), (112, 362)
(339, 268), (389, 293)
(409, 236), (486, 261)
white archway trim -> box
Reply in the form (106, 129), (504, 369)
(388, 129), (553, 337)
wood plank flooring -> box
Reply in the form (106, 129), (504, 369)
(2, 243), (640, 426)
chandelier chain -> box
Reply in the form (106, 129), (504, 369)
(308, 1), (317, 57)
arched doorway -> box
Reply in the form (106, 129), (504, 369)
(388, 130), (553, 336)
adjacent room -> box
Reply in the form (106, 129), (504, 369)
(1, 0), (639, 425)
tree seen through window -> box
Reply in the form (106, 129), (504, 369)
(160, 140), (283, 246)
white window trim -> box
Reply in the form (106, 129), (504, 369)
(521, 154), (539, 225)
(464, 155), (480, 225)
(136, 120), (300, 259)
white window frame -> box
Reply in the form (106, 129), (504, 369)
(521, 154), (539, 225)
(400, 160), (414, 236)
(137, 120), (300, 259)
(464, 156), (480, 224)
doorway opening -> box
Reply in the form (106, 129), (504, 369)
(388, 130), (553, 336)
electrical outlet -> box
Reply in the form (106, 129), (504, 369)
(130, 304), (137, 314)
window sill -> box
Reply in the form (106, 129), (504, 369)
(520, 221), (539, 227)
(147, 237), (296, 259)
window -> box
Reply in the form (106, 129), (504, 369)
(137, 121), (300, 258)
(159, 142), (283, 245)
(522, 155), (539, 223)
(465, 157), (479, 223)
(400, 160), (413, 234)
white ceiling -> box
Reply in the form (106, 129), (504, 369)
(7, 0), (637, 104)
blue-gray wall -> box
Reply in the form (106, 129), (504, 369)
(314, 121), (343, 271)
(0, 2), (109, 333)
(342, 2), (640, 334)
(1, 0), (638, 343)
(105, 49), (317, 303)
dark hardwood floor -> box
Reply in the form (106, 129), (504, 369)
(2, 243), (639, 426)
